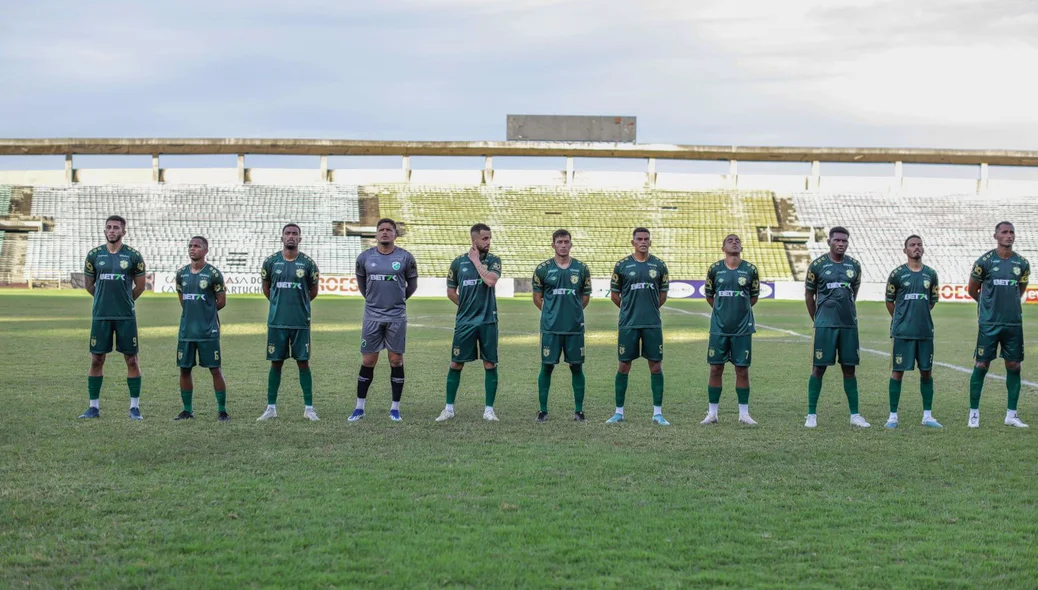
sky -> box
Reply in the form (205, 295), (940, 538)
(2, 0), (1037, 172)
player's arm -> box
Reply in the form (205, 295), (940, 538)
(446, 258), (460, 306)
(658, 261), (669, 307)
(1019, 263), (1029, 297)
(967, 259), (985, 302)
(308, 262), (320, 301)
(609, 262), (622, 309)
(261, 258), (272, 301)
(850, 261), (861, 300)
(130, 254), (147, 300)
(581, 266), (591, 309)
(749, 265), (760, 307)
(532, 266), (544, 310)
(704, 265), (715, 309)
(804, 264), (817, 321)
(930, 271), (939, 310)
(404, 254), (419, 299)
(885, 270), (897, 317)
(354, 255), (367, 298)
(474, 254), (500, 288)
(83, 252), (96, 296)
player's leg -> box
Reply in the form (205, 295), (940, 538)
(441, 325), (474, 421)
(115, 319), (143, 419)
(836, 328), (867, 426)
(538, 333), (562, 421)
(562, 334), (586, 420)
(887, 338), (911, 428)
(644, 329), (667, 424)
(176, 341), (196, 420)
(807, 328), (836, 427)
(970, 326), (998, 427)
(608, 329), (638, 423)
(259, 327), (288, 420)
(704, 334), (729, 424)
(916, 339), (940, 427)
(1001, 327), (1026, 427)
(289, 329), (317, 420)
(386, 321), (408, 421)
(481, 324), (500, 421)
(80, 320), (112, 418)
(351, 321), (384, 421)
(197, 340), (228, 420)
(734, 335), (754, 424)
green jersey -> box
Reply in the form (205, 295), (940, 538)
(84, 244), (146, 320)
(533, 258), (592, 334)
(971, 250), (1030, 326)
(805, 254), (862, 328)
(610, 255), (670, 329)
(260, 252), (320, 329)
(705, 259), (759, 336)
(175, 263), (226, 341)
(885, 264), (939, 340)
(447, 252), (501, 326)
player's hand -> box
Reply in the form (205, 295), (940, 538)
(468, 247), (481, 267)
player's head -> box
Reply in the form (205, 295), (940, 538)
(552, 229), (572, 257)
(104, 215), (126, 244)
(722, 233), (742, 255)
(376, 218), (398, 247)
(903, 234), (923, 261)
(281, 223), (301, 251)
(827, 226), (849, 256)
(631, 227), (651, 254)
(470, 223), (492, 254)
(994, 221), (1015, 248)
(188, 236), (209, 261)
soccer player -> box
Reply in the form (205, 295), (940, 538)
(78, 215), (147, 420)
(350, 218), (419, 422)
(967, 221), (1031, 428)
(437, 223), (502, 422)
(701, 234), (759, 425)
(532, 229), (592, 422)
(606, 227), (671, 426)
(256, 223), (320, 421)
(884, 235), (942, 429)
(174, 236), (229, 421)
(804, 227), (870, 428)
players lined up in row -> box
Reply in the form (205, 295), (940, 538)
(77, 216), (1030, 429)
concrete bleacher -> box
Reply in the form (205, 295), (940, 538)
(792, 191), (1038, 283)
(23, 185), (361, 281)
(374, 186), (791, 280)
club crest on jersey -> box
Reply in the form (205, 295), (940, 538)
(1013, 267), (1021, 276)
(91, 337), (97, 346)
(543, 347), (551, 357)
(618, 345), (626, 355)
(887, 284), (896, 293)
(268, 344), (275, 354)
(199, 279), (208, 289)
(846, 269), (855, 278)
(296, 268), (305, 278)
(649, 269), (657, 279)
(738, 276), (746, 286)
(392, 261), (401, 271)
(895, 355), (903, 365)
(709, 348), (715, 357)
(815, 350), (823, 360)
(178, 350), (184, 360)
(453, 347), (461, 357)
(86, 262), (94, 272)
(570, 274), (579, 285)
(119, 260), (129, 270)
(923, 280), (931, 288)
(977, 347), (984, 356)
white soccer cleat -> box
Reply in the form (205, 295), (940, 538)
(804, 414), (817, 428)
(303, 407), (320, 421)
(968, 414), (980, 428)
(256, 408), (278, 421)
(483, 407), (499, 422)
(738, 414), (758, 425)
(435, 408), (455, 422)
(850, 415), (871, 428)
(1005, 416), (1029, 428)
(700, 413), (718, 425)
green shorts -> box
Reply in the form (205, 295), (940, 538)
(90, 318), (139, 355)
(617, 327), (664, 362)
(177, 340), (222, 368)
(890, 338), (933, 372)
(452, 323), (499, 364)
(707, 333), (752, 366)
(975, 325), (1024, 363)
(267, 327), (311, 361)
(813, 327), (859, 366)
(541, 332), (584, 365)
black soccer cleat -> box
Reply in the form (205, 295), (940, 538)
(78, 407), (100, 419)
(218, 411), (231, 422)
(573, 411), (587, 422)
(536, 411), (549, 423)
(174, 411), (194, 421)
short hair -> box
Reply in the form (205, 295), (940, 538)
(995, 221), (1014, 232)
(376, 218), (397, 231)
(470, 223), (491, 234)
(829, 226), (850, 239)
(282, 223), (301, 234)
(105, 215), (126, 228)
(632, 227), (650, 238)
(723, 233), (739, 245)
(903, 234), (921, 248)
(552, 229), (571, 243)
(190, 236), (209, 249)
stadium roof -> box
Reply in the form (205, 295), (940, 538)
(1, 138), (1037, 166)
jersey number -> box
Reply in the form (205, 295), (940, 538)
(214, 350), (220, 361)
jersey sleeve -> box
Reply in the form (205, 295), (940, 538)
(446, 257), (459, 289)
(532, 264), (545, 294)
(211, 268), (225, 293)
(581, 264), (592, 296)
(84, 250), (97, 277)
(131, 250), (146, 277)
(930, 269), (939, 304)
(704, 264), (716, 298)
(610, 260), (622, 293)
(354, 252), (367, 280)
(970, 257), (986, 283)
(260, 256), (273, 281)
(487, 254), (502, 277)
(749, 264), (760, 298)
(406, 253), (419, 280)
(659, 260), (669, 293)
(851, 259), (862, 292)
(885, 268), (898, 303)
(1021, 259), (1030, 287)
(805, 260), (818, 293)
(174, 268), (183, 293)
(308, 257), (320, 286)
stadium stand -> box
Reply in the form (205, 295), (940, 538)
(792, 191), (1038, 283)
(22, 185), (362, 281)
(371, 186), (792, 280)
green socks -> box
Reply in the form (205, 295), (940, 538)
(570, 365), (585, 413)
(920, 378), (933, 412)
(888, 378), (902, 413)
(267, 367), (282, 405)
(650, 372), (664, 407)
(843, 377), (860, 415)
(215, 390), (227, 413)
(299, 368), (313, 406)
(538, 365), (553, 413)
(736, 387), (750, 405)
(969, 366), (988, 410)
(1007, 369), (1021, 411)
(807, 375), (822, 414)
(88, 375), (103, 400)
(484, 368), (498, 407)
(446, 368), (462, 405)
(614, 372), (629, 408)
(127, 376), (141, 400)
(708, 386), (722, 404)
(180, 389), (193, 413)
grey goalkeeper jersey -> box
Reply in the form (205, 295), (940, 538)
(355, 246), (418, 322)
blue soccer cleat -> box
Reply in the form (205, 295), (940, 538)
(348, 409), (365, 422)
(129, 407), (143, 420)
(604, 413), (625, 424)
(884, 419), (899, 429)
(389, 409), (402, 422)
(78, 407), (100, 419)
(652, 414), (671, 426)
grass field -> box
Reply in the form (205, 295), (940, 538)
(1, 291), (1036, 588)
